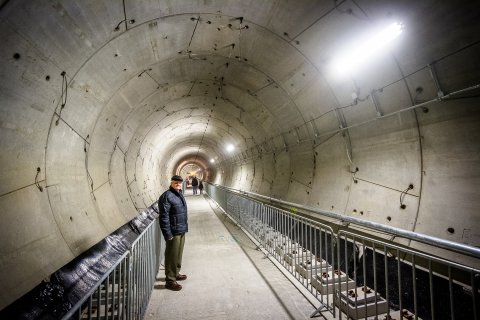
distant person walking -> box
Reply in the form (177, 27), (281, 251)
(199, 180), (204, 194)
(158, 175), (188, 291)
(191, 176), (199, 195)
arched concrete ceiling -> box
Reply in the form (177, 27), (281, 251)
(1, 0), (480, 309)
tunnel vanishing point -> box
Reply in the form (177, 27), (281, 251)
(0, 0), (479, 314)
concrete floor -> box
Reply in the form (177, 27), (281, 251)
(145, 194), (321, 320)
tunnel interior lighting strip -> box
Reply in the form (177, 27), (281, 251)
(330, 22), (404, 77)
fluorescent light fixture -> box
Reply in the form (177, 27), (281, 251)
(330, 22), (403, 77)
(226, 144), (234, 152)
(210, 158), (215, 163)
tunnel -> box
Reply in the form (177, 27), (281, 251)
(0, 0), (479, 319)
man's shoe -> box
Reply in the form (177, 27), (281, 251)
(176, 274), (187, 281)
(165, 281), (182, 291)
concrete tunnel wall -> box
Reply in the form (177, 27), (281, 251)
(1, 0), (479, 310)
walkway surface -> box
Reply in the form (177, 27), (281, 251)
(145, 193), (318, 320)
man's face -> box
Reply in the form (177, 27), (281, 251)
(171, 180), (182, 191)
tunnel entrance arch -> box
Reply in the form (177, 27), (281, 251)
(175, 155), (214, 183)
(179, 163), (204, 181)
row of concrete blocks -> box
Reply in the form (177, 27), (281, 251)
(259, 230), (420, 320)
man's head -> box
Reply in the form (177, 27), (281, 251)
(170, 175), (183, 191)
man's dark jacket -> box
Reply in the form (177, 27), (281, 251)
(158, 187), (188, 240)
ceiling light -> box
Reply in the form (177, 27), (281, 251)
(210, 159), (215, 163)
(330, 22), (404, 77)
(226, 144), (234, 152)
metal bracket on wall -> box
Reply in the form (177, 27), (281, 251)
(35, 167), (43, 192)
(428, 63), (445, 99)
(334, 108), (355, 166)
(371, 90), (383, 117)
(310, 120), (320, 138)
(281, 133), (288, 152)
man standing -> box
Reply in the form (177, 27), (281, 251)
(191, 176), (198, 195)
(158, 175), (188, 291)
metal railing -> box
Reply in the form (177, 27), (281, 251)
(61, 218), (161, 320)
(206, 183), (479, 320)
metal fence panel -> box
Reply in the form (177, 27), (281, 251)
(62, 220), (161, 320)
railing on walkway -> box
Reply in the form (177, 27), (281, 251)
(206, 183), (479, 320)
(61, 219), (161, 320)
